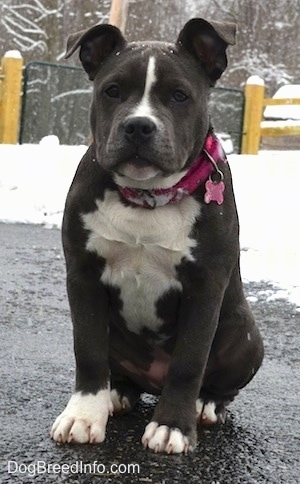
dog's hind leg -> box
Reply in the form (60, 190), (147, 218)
(196, 398), (228, 426)
(110, 376), (141, 414)
(197, 301), (264, 426)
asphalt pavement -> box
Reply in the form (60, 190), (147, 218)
(0, 223), (299, 483)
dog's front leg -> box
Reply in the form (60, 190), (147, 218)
(142, 278), (224, 454)
(51, 260), (113, 444)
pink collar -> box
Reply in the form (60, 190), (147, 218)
(118, 132), (227, 209)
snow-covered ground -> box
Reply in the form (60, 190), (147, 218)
(1, 136), (299, 308)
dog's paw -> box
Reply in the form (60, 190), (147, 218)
(110, 389), (132, 414)
(50, 390), (113, 444)
(196, 399), (226, 426)
(142, 422), (195, 454)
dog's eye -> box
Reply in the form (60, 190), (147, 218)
(172, 90), (188, 103)
(105, 85), (120, 99)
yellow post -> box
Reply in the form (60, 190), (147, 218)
(109, 0), (129, 33)
(241, 76), (265, 154)
(0, 51), (23, 144)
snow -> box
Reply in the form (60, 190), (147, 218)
(0, 137), (299, 308)
(0, 137), (86, 227)
(261, 120), (300, 128)
(4, 50), (22, 59)
(229, 152), (300, 308)
(246, 75), (265, 87)
(264, 85), (300, 120)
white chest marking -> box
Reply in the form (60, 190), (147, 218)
(131, 56), (157, 120)
(82, 191), (200, 334)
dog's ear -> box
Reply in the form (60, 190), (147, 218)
(65, 24), (126, 80)
(177, 18), (236, 84)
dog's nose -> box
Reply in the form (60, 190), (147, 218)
(123, 117), (157, 142)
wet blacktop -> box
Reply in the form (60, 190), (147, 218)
(1, 222), (299, 483)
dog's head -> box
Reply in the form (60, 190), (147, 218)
(66, 19), (236, 188)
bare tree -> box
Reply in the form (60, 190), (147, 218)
(2, 0), (63, 57)
(229, 0), (300, 92)
(0, 0), (111, 62)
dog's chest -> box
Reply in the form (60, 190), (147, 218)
(82, 190), (200, 334)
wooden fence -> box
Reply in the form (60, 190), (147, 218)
(1, 52), (300, 152)
(241, 76), (300, 154)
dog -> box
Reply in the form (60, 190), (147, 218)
(50, 18), (264, 454)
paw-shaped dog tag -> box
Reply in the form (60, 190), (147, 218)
(204, 177), (225, 205)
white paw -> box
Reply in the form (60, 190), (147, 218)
(50, 390), (113, 444)
(110, 389), (131, 414)
(141, 422), (194, 454)
(196, 399), (218, 425)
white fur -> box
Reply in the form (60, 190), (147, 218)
(50, 389), (113, 444)
(131, 56), (159, 124)
(200, 401), (218, 424)
(82, 190), (200, 334)
(142, 422), (192, 454)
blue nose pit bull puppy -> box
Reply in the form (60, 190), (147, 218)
(50, 18), (264, 454)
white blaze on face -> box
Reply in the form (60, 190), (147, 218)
(132, 56), (157, 119)
(119, 55), (162, 183)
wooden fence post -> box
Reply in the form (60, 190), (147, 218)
(0, 51), (23, 144)
(109, 0), (129, 32)
(241, 76), (265, 154)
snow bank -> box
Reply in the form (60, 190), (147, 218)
(264, 84), (300, 120)
(0, 139), (299, 307)
(229, 152), (300, 307)
(0, 138), (86, 227)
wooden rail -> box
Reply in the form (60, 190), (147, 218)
(242, 76), (300, 154)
